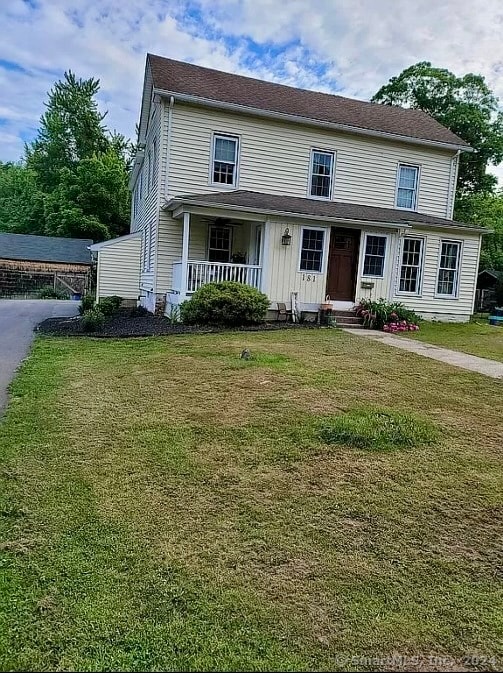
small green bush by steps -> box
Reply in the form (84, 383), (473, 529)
(320, 408), (438, 451)
(81, 306), (105, 332)
(180, 282), (270, 326)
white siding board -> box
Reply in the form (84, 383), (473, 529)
(167, 104), (455, 218)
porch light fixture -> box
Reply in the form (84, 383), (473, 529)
(281, 228), (292, 246)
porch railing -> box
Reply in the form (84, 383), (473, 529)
(173, 260), (262, 294)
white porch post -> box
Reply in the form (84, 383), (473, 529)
(180, 211), (190, 301)
(260, 219), (271, 295)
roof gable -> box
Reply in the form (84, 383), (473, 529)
(147, 54), (469, 150)
(0, 233), (93, 265)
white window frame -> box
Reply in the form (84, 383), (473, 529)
(298, 226), (327, 274)
(152, 137), (157, 188)
(209, 133), (240, 188)
(361, 233), (388, 278)
(308, 149), (336, 201)
(435, 239), (462, 298)
(395, 163), (420, 211)
(396, 235), (425, 296)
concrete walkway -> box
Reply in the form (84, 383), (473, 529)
(343, 328), (503, 379)
(0, 299), (80, 414)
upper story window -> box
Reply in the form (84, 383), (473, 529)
(398, 237), (424, 294)
(309, 150), (335, 199)
(396, 164), (419, 210)
(363, 235), (387, 277)
(211, 134), (239, 186)
(436, 240), (461, 297)
(299, 228), (325, 272)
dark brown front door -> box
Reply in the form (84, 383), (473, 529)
(326, 227), (360, 301)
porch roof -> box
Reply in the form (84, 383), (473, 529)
(165, 190), (487, 232)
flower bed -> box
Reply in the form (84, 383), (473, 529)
(355, 299), (421, 332)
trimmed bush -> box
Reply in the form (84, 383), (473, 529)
(37, 286), (68, 299)
(180, 282), (270, 326)
(320, 408), (438, 451)
(81, 307), (105, 332)
(79, 293), (95, 315)
(98, 295), (123, 316)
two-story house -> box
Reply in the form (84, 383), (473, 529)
(91, 54), (485, 322)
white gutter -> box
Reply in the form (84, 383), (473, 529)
(153, 88), (473, 154)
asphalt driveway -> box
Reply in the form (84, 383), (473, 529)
(0, 299), (79, 414)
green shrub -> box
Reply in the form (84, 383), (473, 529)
(98, 295), (123, 316)
(37, 286), (68, 299)
(81, 307), (105, 332)
(180, 282), (270, 326)
(355, 298), (421, 331)
(79, 293), (95, 315)
(320, 408), (438, 451)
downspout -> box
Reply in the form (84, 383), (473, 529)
(166, 96), (175, 201)
(447, 150), (460, 219)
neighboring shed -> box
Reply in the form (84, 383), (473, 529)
(476, 269), (502, 311)
(89, 233), (141, 303)
(0, 233), (93, 298)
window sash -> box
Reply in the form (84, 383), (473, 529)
(398, 237), (423, 293)
(208, 225), (231, 263)
(363, 235), (386, 277)
(300, 228), (325, 272)
(396, 165), (418, 210)
(212, 135), (238, 186)
(310, 151), (334, 199)
(437, 241), (461, 296)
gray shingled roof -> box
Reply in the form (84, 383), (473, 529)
(168, 190), (485, 231)
(148, 54), (470, 149)
(0, 233), (93, 264)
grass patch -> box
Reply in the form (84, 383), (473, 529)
(403, 320), (503, 362)
(1, 330), (502, 670)
(320, 408), (439, 451)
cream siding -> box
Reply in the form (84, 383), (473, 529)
(131, 97), (162, 293)
(391, 227), (481, 320)
(166, 103), (455, 218)
(96, 237), (141, 301)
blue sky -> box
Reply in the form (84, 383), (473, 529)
(1, 0), (503, 179)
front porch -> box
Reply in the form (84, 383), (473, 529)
(167, 210), (264, 306)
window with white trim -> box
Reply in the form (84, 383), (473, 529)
(208, 225), (232, 262)
(152, 137), (157, 187)
(212, 134), (239, 186)
(363, 235), (387, 277)
(309, 150), (335, 199)
(436, 241), (461, 296)
(396, 164), (419, 210)
(398, 237), (423, 294)
(300, 228), (325, 272)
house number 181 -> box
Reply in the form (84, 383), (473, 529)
(302, 274), (316, 282)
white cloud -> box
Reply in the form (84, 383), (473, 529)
(0, 0), (502, 187)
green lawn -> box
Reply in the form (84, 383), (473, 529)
(1, 331), (502, 671)
(402, 320), (503, 362)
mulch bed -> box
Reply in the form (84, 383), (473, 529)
(37, 309), (322, 338)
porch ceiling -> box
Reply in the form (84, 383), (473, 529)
(164, 189), (487, 232)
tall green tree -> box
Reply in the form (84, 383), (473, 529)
(455, 191), (503, 271)
(372, 62), (503, 194)
(26, 71), (109, 191)
(0, 162), (45, 234)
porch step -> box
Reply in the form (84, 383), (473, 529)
(337, 321), (364, 329)
(334, 316), (363, 325)
(331, 309), (358, 318)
